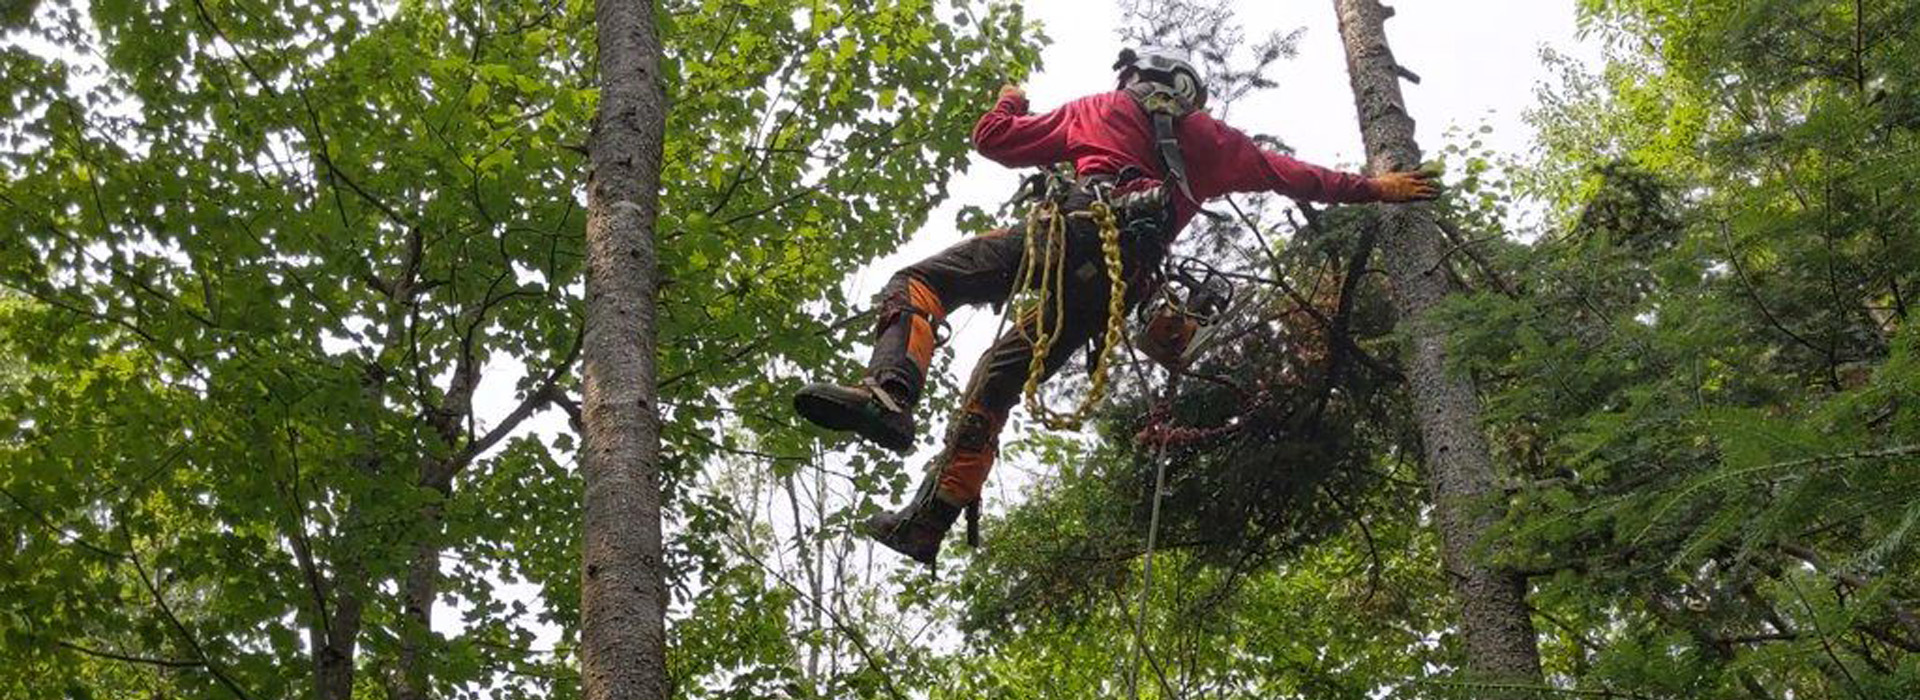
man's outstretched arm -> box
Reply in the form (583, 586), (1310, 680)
(1198, 118), (1438, 203)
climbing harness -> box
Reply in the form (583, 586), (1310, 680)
(988, 46), (1213, 433)
(997, 47), (1209, 432)
(1006, 185), (1131, 431)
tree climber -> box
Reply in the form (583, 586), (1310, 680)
(794, 47), (1439, 565)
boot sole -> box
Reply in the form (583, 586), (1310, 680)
(793, 390), (914, 454)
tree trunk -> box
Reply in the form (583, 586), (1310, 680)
(308, 368), (388, 700)
(1330, 0), (1542, 682)
(311, 577), (364, 700)
(300, 536), (364, 700)
(580, 0), (669, 697)
(393, 358), (476, 700)
(392, 492), (446, 700)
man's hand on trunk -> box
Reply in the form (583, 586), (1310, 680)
(1370, 170), (1442, 202)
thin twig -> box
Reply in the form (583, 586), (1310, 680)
(57, 640), (206, 669)
(124, 528), (256, 700)
(1716, 219), (1834, 384)
(723, 532), (910, 700)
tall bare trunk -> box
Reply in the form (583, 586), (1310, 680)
(580, 0), (669, 697)
(1330, 0), (1542, 681)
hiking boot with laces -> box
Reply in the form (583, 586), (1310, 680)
(863, 473), (964, 566)
(793, 378), (917, 454)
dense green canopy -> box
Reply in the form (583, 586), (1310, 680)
(2, 0), (1915, 698)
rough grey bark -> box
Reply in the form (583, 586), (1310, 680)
(1330, 0), (1543, 681)
(580, 0), (669, 697)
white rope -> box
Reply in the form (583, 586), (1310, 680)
(1122, 331), (1177, 700)
(1126, 418), (1173, 699)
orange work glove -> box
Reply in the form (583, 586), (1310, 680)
(1369, 170), (1441, 202)
(997, 83), (1026, 103)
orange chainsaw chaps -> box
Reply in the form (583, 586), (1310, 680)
(903, 278), (947, 373)
(935, 404), (1008, 505)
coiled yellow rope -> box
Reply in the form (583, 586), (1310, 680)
(1008, 198), (1129, 430)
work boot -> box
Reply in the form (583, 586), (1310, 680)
(793, 378), (916, 454)
(863, 473), (965, 566)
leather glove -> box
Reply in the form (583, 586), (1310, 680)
(1369, 170), (1441, 202)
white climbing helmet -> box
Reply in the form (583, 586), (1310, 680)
(1113, 45), (1207, 110)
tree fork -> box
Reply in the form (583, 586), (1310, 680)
(581, 0), (670, 697)
(1330, 0), (1543, 681)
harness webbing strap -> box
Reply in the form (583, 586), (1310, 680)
(1151, 110), (1198, 206)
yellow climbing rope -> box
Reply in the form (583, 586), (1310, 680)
(1008, 197), (1130, 430)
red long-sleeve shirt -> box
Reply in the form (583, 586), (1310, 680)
(971, 90), (1380, 235)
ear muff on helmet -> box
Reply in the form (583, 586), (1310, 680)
(1159, 70), (1204, 110)
(1113, 46), (1207, 110)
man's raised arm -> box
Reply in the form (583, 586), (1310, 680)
(971, 84), (1075, 169)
